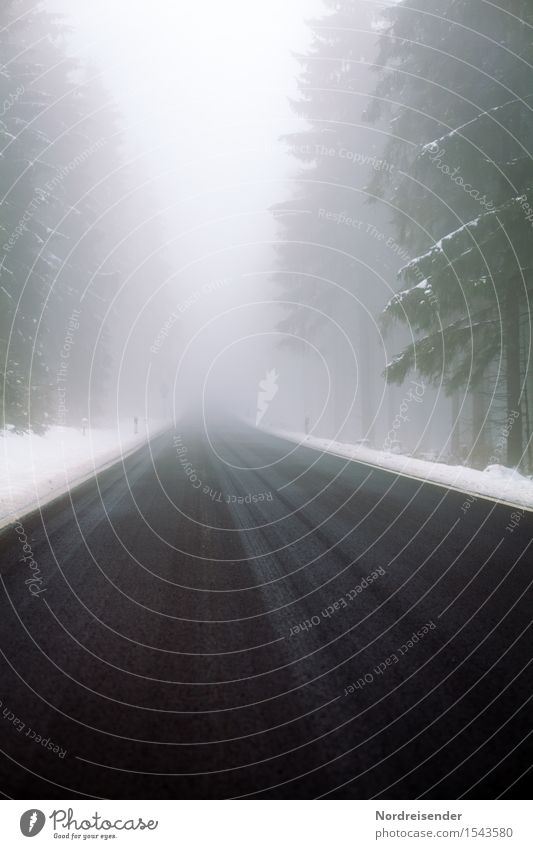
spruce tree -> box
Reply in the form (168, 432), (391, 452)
(369, 0), (533, 467)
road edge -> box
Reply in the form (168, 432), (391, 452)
(0, 426), (172, 533)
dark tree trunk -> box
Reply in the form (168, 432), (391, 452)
(505, 285), (523, 467)
(451, 390), (461, 459)
(471, 381), (488, 468)
(359, 308), (375, 445)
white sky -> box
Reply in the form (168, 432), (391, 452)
(46, 0), (324, 169)
(45, 0), (326, 296)
(44, 0), (327, 420)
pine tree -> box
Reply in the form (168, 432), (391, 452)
(0, 0), (72, 430)
(0, 2), (169, 431)
(369, 0), (533, 467)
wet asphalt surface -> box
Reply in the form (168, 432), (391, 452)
(0, 425), (532, 799)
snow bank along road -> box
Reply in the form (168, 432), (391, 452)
(0, 424), (532, 799)
(0, 421), (165, 529)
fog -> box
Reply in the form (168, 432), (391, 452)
(4, 0), (530, 470)
(2, 0), (533, 805)
(44, 0), (326, 428)
(45, 0), (401, 445)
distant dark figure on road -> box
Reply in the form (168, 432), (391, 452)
(81, 417), (88, 436)
(134, 416), (138, 435)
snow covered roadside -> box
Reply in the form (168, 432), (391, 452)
(264, 427), (533, 512)
(0, 420), (169, 529)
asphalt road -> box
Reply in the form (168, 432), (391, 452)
(0, 424), (532, 799)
